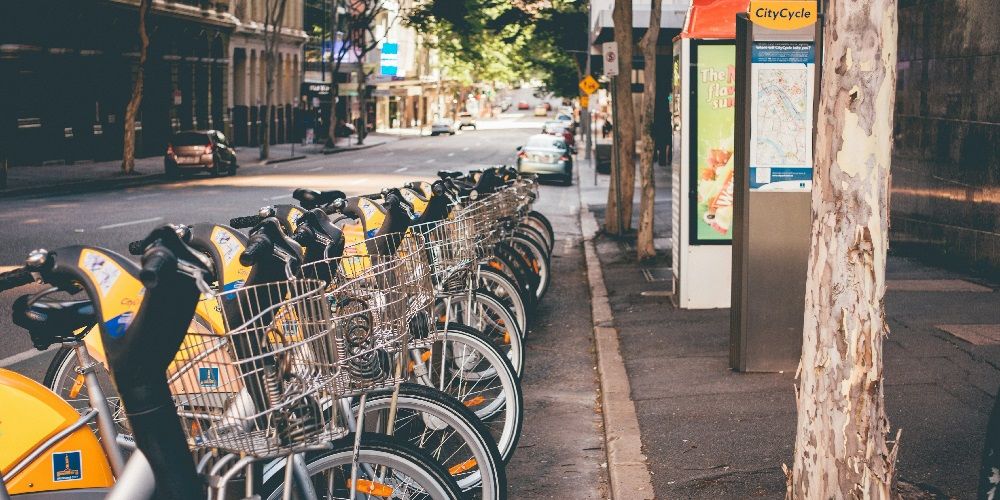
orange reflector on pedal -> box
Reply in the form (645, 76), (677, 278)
(347, 479), (394, 497)
(464, 395), (486, 407)
(448, 458), (478, 475)
(69, 374), (85, 399)
(503, 331), (511, 345)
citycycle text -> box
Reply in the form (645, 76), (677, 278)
(753, 7), (813, 21)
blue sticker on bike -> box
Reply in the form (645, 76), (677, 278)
(52, 451), (82, 482)
(199, 367), (220, 388)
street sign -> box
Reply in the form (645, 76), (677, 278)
(580, 95), (590, 108)
(578, 75), (599, 95)
(380, 42), (398, 76)
(603, 42), (619, 76)
(748, 0), (817, 30)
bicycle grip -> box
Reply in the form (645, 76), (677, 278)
(128, 240), (145, 256)
(239, 236), (272, 267)
(139, 249), (177, 290)
(229, 214), (264, 229)
(0, 266), (34, 293)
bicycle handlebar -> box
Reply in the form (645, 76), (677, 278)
(0, 266), (34, 293)
(240, 233), (274, 267)
(138, 249), (178, 290)
(230, 214), (265, 229)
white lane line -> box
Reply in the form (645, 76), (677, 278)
(353, 158), (363, 163)
(462, 147), (469, 151)
(267, 193), (293, 201)
(0, 348), (50, 368)
(97, 217), (163, 230)
(394, 167), (409, 172)
(425, 159), (434, 163)
(385, 152), (395, 156)
(305, 166), (324, 172)
(125, 192), (163, 201)
(447, 153), (455, 157)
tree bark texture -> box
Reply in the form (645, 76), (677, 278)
(636, 0), (660, 259)
(790, 0), (899, 497)
(121, 0), (151, 175)
(260, 0), (289, 160)
(605, 0), (636, 235)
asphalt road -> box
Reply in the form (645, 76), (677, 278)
(0, 112), (608, 497)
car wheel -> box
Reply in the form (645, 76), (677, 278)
(209, 156), (223, 177)
(227, 160), (238, 176)
(431, 132), (438, 136)
(562, 175), (573, 186)
(450, 131), (456, 135)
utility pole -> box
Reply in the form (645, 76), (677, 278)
(321, 0), (327, 82)
(584, 1), (593, 162)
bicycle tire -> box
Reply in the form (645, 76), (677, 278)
(262, 433), (464, 500)
(477, 268), (529, 333)
(354, 383), (508, 497)
(436, 288), (525, 376)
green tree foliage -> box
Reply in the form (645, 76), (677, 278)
(407, 0), (588, 97)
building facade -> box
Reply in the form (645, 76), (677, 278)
(228, 0), (308, 147)
(0, 0), (306, 166)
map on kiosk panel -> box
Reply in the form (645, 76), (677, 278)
(754, 68), (809, 166)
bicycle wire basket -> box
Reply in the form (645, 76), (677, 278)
(169, 278), (346, 457)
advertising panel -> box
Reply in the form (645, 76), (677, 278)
(748, 41), (814, 191)
(691, 42), (736, 244)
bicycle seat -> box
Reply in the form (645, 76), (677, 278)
(12, 296), (96, 349)
(437, 170), (464, 180)
(293, 188), (348, 209)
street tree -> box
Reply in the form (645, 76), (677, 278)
(636, 0), (661, 259)
(121, 0), (152, 175)
(605, 0), (636, 235)
(789, 0), (899, 497)
(260, 0), (290, 160)
(339, 0), (401, 144)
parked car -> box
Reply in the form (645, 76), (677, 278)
(543, 102), (553, 111)
(458, 112), (477, 130)
(516, 133), (573, 185)
(517, 101), (531, 110)
(164, 130), (237, 178)
(543, 121), (576, 151)
(430, 119), (456, 136)
(533, 105), (548, 117)
(555, 113), (577, 132)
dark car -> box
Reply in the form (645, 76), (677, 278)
(516, 133), (573, 186)
(165, 130), (237, 178)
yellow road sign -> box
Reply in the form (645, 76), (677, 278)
(579, 95), (590, 108)
(579, 75), (599, 95)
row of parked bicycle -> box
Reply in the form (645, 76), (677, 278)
(0, 166), (555, 499)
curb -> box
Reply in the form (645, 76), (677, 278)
(579, 207), (656, 499)
(0, 173), (163, 199)
(264, 155), (307, 165)
(321, 140), (386, 155)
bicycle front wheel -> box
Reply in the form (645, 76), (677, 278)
(263, 433), (464, 500)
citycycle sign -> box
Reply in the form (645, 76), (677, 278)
(748, 1), (818, 30)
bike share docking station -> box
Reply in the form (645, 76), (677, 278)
(730, 2), (821, 372)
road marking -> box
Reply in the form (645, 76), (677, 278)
(385, 151), (395, 156)
(305, 166), (323, 172)
(394, 167), (409, 172)
(267, 193), (293, 201)
(0, 348), (49, 368)
(447, 153), (454, 157)
(353, 158), (363, 163)
(74, 229), (85, 233)
(97, 217), (163, 230)
(425, 159), (434, 163)
(462, 147), (469, 151)
(125, 192), (163, 201)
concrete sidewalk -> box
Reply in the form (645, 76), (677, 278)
(0, 134), (394, 197)
(578, 154), (1000, 498)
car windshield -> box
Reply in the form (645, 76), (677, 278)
(171, 132), (211, 146)
(525, 135), (565, 150)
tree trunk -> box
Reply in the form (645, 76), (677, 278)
(260, 0), (289, 160)
(636, 0), (660, 259)
(121, 0), (151, 175)
(325, 0), (341, 149)
(789, 0), (899, 497)
(606, 0), (636, 235)
(356, 70), (367, 145)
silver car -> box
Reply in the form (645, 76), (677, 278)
(516, 134), (573, 185)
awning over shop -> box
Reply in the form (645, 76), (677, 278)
(679, 0), (751, 40)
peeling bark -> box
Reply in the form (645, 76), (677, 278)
(606, 0), (636, 235)
(260, 0), (289, 160)
(790, 0), (899, 498)
(636, 0), (661, 259)
(121, 0), (151, 175)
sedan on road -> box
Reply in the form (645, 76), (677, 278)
(516, 134), (573, 186)
(165, 130), (238, 178)
(533, 105), (548, 117)
(430, 119), (456, 136)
